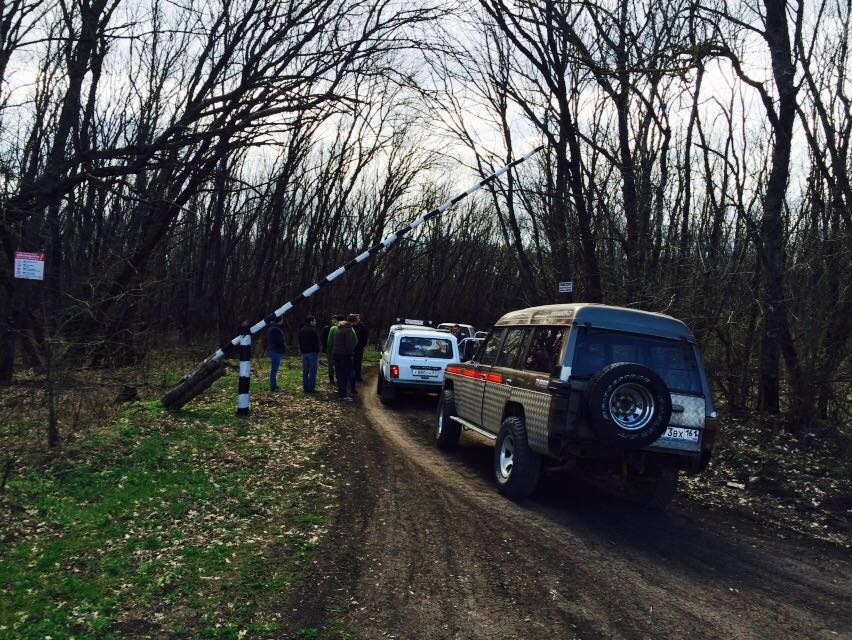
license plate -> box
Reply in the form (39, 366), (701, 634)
(662, 426), (699, 442)
(411, 368), (439, 377)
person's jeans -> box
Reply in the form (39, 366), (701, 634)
(269, 351), (283, 390)
(302, 352), (319, 392)
(333, 354), (353, 397)
(353, 348), (365, 381)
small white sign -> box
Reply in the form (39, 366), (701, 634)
(558, 281), (573, 293)
(14, 251), (45, 281)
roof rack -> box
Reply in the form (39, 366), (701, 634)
(394, 318), (434, 327)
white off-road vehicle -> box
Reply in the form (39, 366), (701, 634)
(377, 326), (460, 403)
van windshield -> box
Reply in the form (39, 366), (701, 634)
(571, 327), (703, 395)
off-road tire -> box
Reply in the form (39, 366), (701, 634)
(493, 415), (541, 498)
(435, 389), (461, 449)
(379, 374), (396, 404)
(585, 362), (672, 449)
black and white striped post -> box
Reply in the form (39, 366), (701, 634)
(236, 325), (251, 416)
(161, 146), (544, 412)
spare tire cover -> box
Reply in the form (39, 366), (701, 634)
(585, 362), (672, 449)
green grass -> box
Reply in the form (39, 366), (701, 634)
(1, 357), (345, 639)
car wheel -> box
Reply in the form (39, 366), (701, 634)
(585, 362), (672, 449)
(376, 370), (383, 396)
(380, 377), (396, 404)
(493, 415), (541, 498)
(435, 389), (461, 449)
(625, 469), (680, 510)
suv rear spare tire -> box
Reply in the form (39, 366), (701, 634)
(585, 362), (672, 449)
(493, 416), (541, 498)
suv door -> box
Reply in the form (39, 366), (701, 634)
(479, 328), (532, 433)
(455, 328), (504, 426)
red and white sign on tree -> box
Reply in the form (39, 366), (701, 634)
(14, 251), (45, 281)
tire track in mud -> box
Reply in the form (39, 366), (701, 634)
(295, 378), (852, 639)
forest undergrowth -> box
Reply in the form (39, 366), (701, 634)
(1, 348), (850, 638)
(1, 350), (360, 639)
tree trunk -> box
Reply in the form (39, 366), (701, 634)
(757, 0), (806, 418)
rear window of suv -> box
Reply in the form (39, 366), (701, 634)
(398, 336), (455, 359)
(571, 327), (702, 394)
(524, 327), (566, 374)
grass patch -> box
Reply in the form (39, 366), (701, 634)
(1, 355), (352, 638)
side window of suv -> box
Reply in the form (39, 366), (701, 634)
(524, 327), (566, 374)
(495, 328), (530, 369)
(478, 329), (505, 366)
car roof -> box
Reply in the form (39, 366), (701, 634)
(393, 327), (455, 339)
(388, 323), (433, 332)
(495, 303), (694, 341)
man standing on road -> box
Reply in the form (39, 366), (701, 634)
(298, 315), (321, 394)
(352, 313), (368, 382)
(321, 314), (340, 386)
(330, 314), (358, 401)
(267, 316), (287, 392)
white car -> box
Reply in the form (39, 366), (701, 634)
(436, 322), (475, 340)
(377, 327), (460, 403)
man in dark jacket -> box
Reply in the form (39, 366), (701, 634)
(320, 314), (339, 385)
(352, 313), (368, 382)
(330, 315), (358, 401)
(267, 316), (287, 392)
(298, 315), (321, 393)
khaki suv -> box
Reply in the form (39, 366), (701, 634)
(435, 304), (716, 508)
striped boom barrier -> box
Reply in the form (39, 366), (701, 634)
(160, 146), (544, 411)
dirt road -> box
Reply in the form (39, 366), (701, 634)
(292, 382), (852, 639)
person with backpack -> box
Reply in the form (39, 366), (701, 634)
(329, 314), (359, 401)
(320, 314), (340, 385)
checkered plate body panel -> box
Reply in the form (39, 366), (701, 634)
(669, 394), (705, 428)
(451, 375), (485, 424)
(507, 387), (551, 454)
(482, 382), (511, 433)
(649, 393), (705, 452)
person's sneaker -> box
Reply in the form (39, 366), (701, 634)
(342, 396), (353, 402)
(271, 388), (282, 393)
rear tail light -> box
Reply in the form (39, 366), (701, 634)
(390, 365), (400, 378)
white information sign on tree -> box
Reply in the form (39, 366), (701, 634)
(14, 252), (45, 281)
(558, 281), (573, 293)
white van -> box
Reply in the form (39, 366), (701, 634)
(377, 326), (460, 403)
